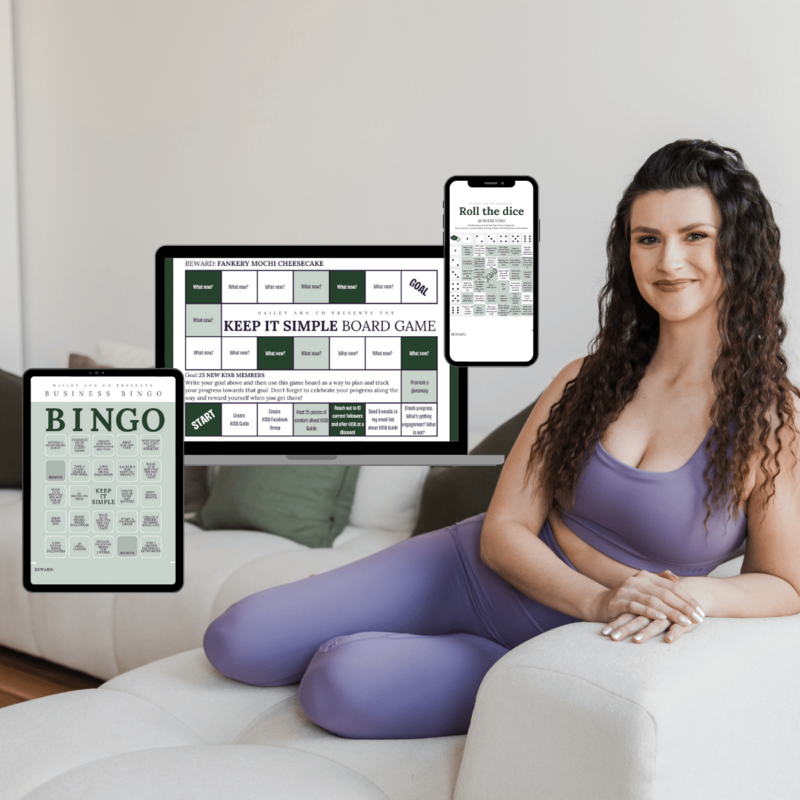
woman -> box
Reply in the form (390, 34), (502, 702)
(203, 139), (800, 740)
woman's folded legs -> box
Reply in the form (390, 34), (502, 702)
(202, 524), (478, 686)
(202, 513), (577, 738)
(298, 630), (509, 738)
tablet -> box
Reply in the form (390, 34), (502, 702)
(23, 368), (184, 592)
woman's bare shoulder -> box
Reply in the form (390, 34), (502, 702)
(741, 391), (800, 505)
(541, 356), (587, 404)
(755, 391), (800, 452)
(516, 356), (588, 442)
(484, 355), (590, 539)
(560, 355), (587, 384)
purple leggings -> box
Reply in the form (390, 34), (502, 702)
(202, 512), (580, 739)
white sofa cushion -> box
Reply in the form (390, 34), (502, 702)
(348, 466), (429, 533)
(0, 649), (461, 800)
(104, 648), (465, 800)
(95, 340), (155, 368)
(23, 746), (389, 800)
(1, 688), (205, 799)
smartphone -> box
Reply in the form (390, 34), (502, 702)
(444, 176), (538, 366)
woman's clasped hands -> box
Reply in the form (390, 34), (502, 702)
(595, 569), (706, 644)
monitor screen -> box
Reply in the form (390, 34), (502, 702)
(156, 246), (467, 458)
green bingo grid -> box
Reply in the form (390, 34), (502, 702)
(30, 391), (177, 586)
(449, 232), (534, 318)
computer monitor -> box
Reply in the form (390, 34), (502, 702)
(156, 246), (493, 465)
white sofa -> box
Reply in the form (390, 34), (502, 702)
(3, 468), (800, 799)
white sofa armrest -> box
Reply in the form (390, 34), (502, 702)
(456, 614), (800, 800)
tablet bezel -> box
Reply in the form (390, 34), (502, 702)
(23, 368), (184, 593)
(156, 245), (468, 457)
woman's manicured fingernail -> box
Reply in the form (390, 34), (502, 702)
(611, 630), (622, 640)
(679, 615), (692, 626)
(691, 612), (703, 624)
(601, 626), (612, 635)
(696, 607), (705, 618)
(655, 611), (667, 620)
(665, 635), (673, 642)
(633, 633), (644, 642)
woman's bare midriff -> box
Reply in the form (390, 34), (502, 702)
(547, 506), (640, 588)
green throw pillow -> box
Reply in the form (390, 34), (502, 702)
(197, 465), (360, 548)
(0, 369), (23, 488)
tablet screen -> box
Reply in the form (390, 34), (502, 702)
(24, 371), (183, 591)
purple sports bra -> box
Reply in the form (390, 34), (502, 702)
(555, 425), (748, 576)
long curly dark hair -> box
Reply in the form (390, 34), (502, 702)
(527, 139), (799, 532)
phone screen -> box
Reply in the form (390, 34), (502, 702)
(445, 177), (537, 366)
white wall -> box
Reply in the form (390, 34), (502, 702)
(12, 0), (800, 437)
(0, 0), (22, 374)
